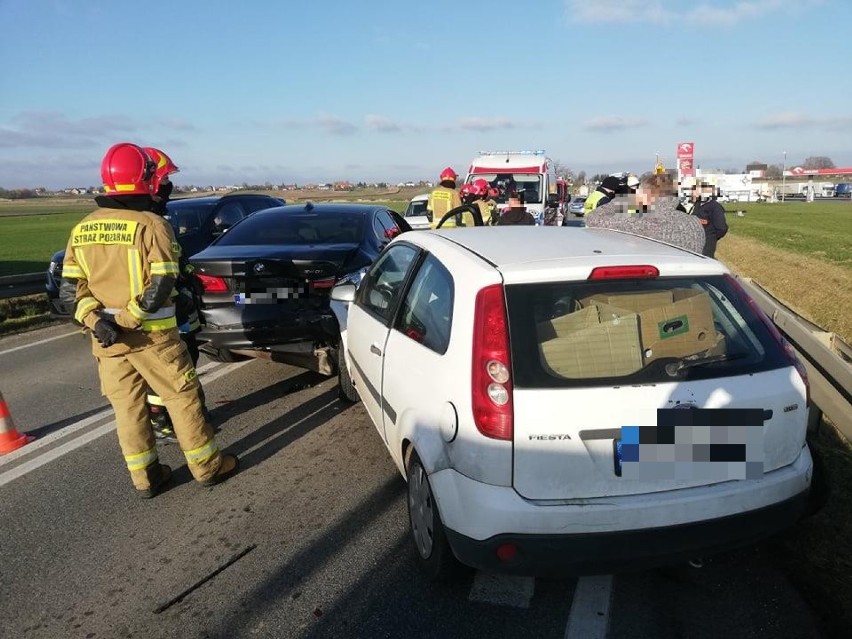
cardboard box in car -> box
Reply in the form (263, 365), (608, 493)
(538, 305), (643, 378)
(591, 289), (716, 363)
(579, 290), (672, 313)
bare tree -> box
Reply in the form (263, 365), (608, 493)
(576, 170), (586, 184)
(551, 160), (573, 181)
(802, 156), (835, 169)
(764, 164), (783, 179)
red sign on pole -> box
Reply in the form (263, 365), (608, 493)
(677, 142), (695, 178)
(677, 142), (694, 159)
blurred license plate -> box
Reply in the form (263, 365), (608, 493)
(235, 285), (304, 305)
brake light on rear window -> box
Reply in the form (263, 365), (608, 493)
(197, 273), (229, 293)
(472, 284), (513, 440)
(588, 265), (659, 280)
(724, 275), (810, 406)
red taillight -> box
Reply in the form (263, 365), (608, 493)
(309, 277), (336, 290)
(196, 273), (229, 293)
(496, 543), (518, 562)
(724, 275), (810, 406)
(588, 265), (659, 280)
(472, 284), (513, 440)
(384, 227), (401, 239)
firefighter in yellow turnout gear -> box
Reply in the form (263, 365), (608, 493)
(60, 143), (238, 497)
(428, 167), (463, 228)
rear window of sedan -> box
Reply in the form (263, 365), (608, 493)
(213, 210), (366, 246)
(165, 202), (215, 236)
(505, 275), (790, 388)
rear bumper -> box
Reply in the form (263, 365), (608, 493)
(430, 446), (812, 575)
(197, 306), (338, 350)
(444, 490), (809, 576)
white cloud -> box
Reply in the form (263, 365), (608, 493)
(314, 114), (358, 136)
(155, 117), (198, 132)
(366, 115), (402, 133)
(565, 0), (820, 26)
(457, 117), (517, 132)
(754, 111), (852, 130)
(755, 111), (815, 129)
(0, 111), (138, 149)
(584, 116), (649, 132)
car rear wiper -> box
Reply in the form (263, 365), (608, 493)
(665, 353), (748, 377)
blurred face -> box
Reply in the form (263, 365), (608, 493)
(635, 184), (655, 206)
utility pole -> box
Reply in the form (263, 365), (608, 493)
(782, 150), (787, 203)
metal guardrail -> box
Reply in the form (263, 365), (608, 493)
(739, 277), (852, 442)
(0, 272), (45, 300)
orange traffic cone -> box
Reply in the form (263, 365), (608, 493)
(0, 390), (35, 455)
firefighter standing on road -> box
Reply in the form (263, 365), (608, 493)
(142, 147), (209, 443)
(458, 181), (490, 227)
(60, 143), (238, 498)
(428, 167), (462, 228)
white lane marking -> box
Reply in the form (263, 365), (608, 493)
(564, 575), (613, 639)
(0, 359), (251, 486)
(0, 330), (80, 356)
(468, 571), (535, 608)
(0, 406), (115, 466)
(0, 419), (117, 487)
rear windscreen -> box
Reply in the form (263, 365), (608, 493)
(405, 200), (428, 217)
(505, 276), (789, 388)
(165, 203), (214, 236)
(214, 211), (365, 246)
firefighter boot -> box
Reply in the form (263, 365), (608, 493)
(200, 454), (239, 487)
(137, 463), (173, 499)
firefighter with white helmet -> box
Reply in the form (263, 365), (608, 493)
(60, 143), (238, 497)
(428, 167), (463, 228)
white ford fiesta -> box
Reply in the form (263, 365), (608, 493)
(330, 226), (814, 579)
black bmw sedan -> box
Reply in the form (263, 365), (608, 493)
(189, 202), (409, 365)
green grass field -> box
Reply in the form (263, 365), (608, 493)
(725, 201), (852, 267)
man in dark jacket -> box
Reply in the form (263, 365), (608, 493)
(691, 182), (728, 258)
(497, 194), (536, 225)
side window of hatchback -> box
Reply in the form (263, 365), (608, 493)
(396, 255), (454, 354)
(356, 244), (418, 323)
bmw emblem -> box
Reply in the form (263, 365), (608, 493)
(253, 262), (266, 274)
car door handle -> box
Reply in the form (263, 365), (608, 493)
(370, 344), (382, 356)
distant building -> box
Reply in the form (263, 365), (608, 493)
(746, 162), (768, 178)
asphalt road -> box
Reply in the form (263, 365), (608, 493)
(0, 325), (828, 639)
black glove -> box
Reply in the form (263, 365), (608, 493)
(93, 318), (120, 347)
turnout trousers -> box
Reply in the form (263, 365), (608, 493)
(93, 328), (222, 490)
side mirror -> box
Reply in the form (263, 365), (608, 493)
(546, 193), (560, 207)
(330, 283), (357, 303)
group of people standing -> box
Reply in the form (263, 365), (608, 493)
(426, 165), (728, 258)
(426, 167), (535, 228)
(584, 172), (728, 258)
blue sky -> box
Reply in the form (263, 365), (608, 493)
(1, 0), (850, 188)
